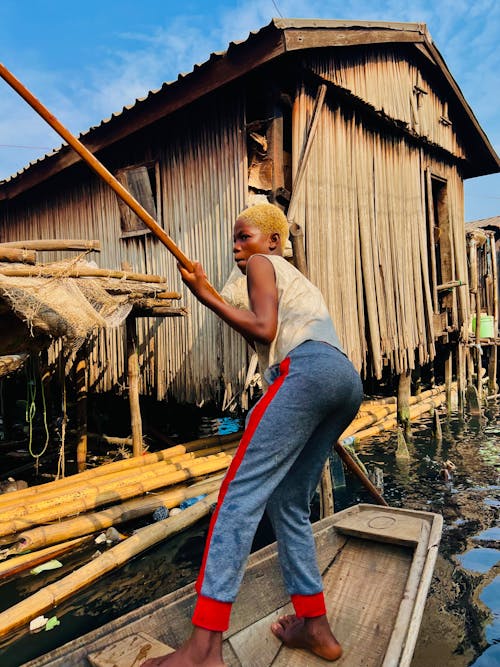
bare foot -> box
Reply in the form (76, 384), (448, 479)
(140, 627), (226, 667)
(271, 614), (342, 661)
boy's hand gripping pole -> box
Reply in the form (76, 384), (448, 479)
(0, 63), (223, 302)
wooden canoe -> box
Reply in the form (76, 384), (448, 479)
(21, 504), (442, 667)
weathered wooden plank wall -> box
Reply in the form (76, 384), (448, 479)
(292, 47), (468, 378)
(310, 48), (466, 158)
(0, 92), (248, 403)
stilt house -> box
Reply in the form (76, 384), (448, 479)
(0, 19), (499, 405)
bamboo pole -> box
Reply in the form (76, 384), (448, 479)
(287, 84), (327, 277)
(0, 63), (222, 302)
(0, 456), (198, 522)
(0, 491), (219, 637)
(0, 265), (166, 282)
(341, 385), (446, 438)
(182, 431), (243, 452)
(0, 445), (188, 508)
(0, 247), (36, 264)
(349, 391), (450, 444)
(9, 476), (223, 553)
(0, 536), (91, 579)
(0, 240), (101, 252)
(126, 317), (143, 456)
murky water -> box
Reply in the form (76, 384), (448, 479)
(0, 402), (498, 667)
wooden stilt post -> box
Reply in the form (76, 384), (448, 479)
(469, 235), (484, 394)
(432, 410), (442, 441)
(444, 348), (453, 413)
(397, 370), (412, 439)
(466, 384), (481, 417)
(126, 317), (143, 457)
(488, 346), (498, 396)
(413, 365), (422, 397)
(466, 346), (474, 387)
(490, 231), (499, 396)
(75, 343), (88, 473)
(319, 459), (334, 518)
(457, 343), (466, 413)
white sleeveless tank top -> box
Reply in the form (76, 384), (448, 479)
(221, 255), (343, 375)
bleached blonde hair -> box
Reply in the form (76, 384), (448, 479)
(237, 203), (289, 251)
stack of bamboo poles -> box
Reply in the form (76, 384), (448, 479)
(340, 384), (454, 445)
(0, 433), (241, 637)
(0, 384), (451, 636)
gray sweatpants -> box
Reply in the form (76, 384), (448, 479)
(193, 341), (363, 631)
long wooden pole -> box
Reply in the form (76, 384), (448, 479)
(334, 441), (388, 506)
(0, 63), (222, 301)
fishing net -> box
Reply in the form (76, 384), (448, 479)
(0, 261), (134, 353)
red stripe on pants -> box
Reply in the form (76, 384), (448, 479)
(192, 357), (291, 630)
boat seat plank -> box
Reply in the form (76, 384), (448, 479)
(332, 508), (424, 546)
(87, 632), (174, 667)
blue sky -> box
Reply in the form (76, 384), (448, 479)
(0, 0), (498, 221)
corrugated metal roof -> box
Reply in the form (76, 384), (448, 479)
(0, 17), (498, 196)
(466, 216), (500, 229)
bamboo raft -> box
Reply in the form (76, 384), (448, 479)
(20, 504), (442, 667)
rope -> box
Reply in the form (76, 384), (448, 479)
(26, 355), (50, 467)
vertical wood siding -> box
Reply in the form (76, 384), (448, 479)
(308, 49), (467, 160)
(292, 81), (467, 379)
(0, 91), (248, 403)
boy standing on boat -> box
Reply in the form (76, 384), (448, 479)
(142, 203), (362, 666)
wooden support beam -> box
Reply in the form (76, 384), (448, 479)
(466, 384), (481, 417)
(268, 103), (285, 195)
(432, 410), (442, 441)
(0, 265), (166, 283)
(457, 343), (466, 412)
(0, 240), (101, 252)
(470, 237), (484, 393)
(287, 83), (327, 278)
(75, 344), (88, 473)
(397, 370), (412, 439)
(488, 346), (498, 396)
(126, 317), (143, 456)
(425, 169), (438, 314)
(444, 348), (453, 413)
(319, 459), (334, 518)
